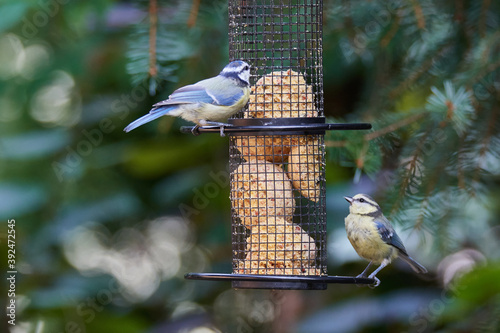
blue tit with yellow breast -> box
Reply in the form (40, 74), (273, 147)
(124, 60), (251, 135)
(344, 194), (427, 287)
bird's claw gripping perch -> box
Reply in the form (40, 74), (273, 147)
(218, 123), (234, 137)
(368, 276), (380, 289)
(191, 125), (201, 136)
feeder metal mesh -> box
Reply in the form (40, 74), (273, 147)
(228, 0), (327, 279)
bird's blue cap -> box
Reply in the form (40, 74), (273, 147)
(227, 60), (248, 68)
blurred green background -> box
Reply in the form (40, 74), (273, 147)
(1, 1), (499, 332)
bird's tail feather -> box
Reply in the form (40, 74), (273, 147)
(399, 253), (428, 274)
(124, 106), (174, 132)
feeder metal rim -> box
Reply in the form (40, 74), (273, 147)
(184, 272), (376, 285)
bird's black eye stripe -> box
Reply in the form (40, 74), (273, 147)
(355, 197), (379, 208)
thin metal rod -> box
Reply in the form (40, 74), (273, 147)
(180, 123), (372, 135)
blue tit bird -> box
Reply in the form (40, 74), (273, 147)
(124, 60), (251, 135)
(344, 194), (427, 287)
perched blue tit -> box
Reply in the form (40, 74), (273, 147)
(344, 194), (427, 287)
(124, 60), (251, 135)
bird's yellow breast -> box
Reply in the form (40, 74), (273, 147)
(345, 214), (397, 264)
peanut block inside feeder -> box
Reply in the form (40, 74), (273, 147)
(235, 135), (292, 164)
(246, 218), (317, 263)
(237, 217), (321, 276)
(231, 159), (295, 227)
(288, 136), (323, 201)
(248, 69), (318, 119)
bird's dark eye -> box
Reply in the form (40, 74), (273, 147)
(244, 65), (249, 71)
(359, 198), (365, 203)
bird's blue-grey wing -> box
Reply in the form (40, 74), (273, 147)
(375, 220), (408, 255)
(212, 88), (245, 106)
(197, 76), (246, 106)
(154, 75), (245, 107)
(153, 83), (217, 108)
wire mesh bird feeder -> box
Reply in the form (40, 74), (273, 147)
(184, 0), (373, 289)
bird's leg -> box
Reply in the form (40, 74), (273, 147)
(356, 262), (373, 278)
(368, 260), (389, 279)
(367, 259), (390, 288)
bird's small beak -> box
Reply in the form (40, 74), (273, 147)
(344, 196), (353, 205)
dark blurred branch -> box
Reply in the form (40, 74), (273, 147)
(356, 141), (369, 170)
(187, 0), (201, 28)
(380, 15), (400, 48)
(325, 140), (348, 148)
(415, 159), (446, 230)
(149, 0), (158, 77)
(473, 104), (498, 188)
(390, 126), (432, 216)
(389, 45), (451, 98)
(365, 112), (426, 141)
(411, 0), (426, 30)
(457, 135), (466, 190)
(479, 0), (491, 37)
(454, 0), (465, 22)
